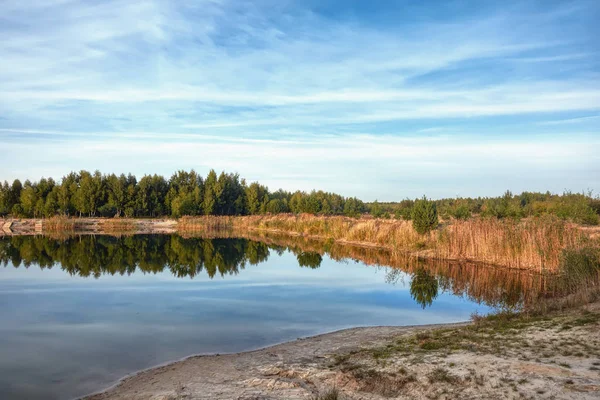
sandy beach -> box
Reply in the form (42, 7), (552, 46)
(85, 302), (600, 400)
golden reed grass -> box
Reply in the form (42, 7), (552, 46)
(179, 214), (424, 249)
(178, 214), (596, 272)
(42, 216), (76, 232)
(42, 217), (137, 234)
(100, 218), (136, 233)
(436, 217), (591, 272)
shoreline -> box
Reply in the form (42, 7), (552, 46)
(2, 216), (591, 273)
(82, 303), (600, 400)
(81, 322), (469, 400)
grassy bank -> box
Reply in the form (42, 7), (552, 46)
(322, 303), (600, 399)
(178, 214), (598, 273)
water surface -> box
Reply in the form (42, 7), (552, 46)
(0, 234), (527, 399)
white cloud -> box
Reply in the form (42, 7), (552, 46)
(0, 0), (598, 197)
(1, 0), (599, 124)
(1, 132), (598, 200)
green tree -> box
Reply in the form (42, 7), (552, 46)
(304, 191), (321, 214)
(245, 182), (268, 214)
(412, 196), (438, 234)
(0, 181), (10, 216)
(9, 179), (23, 213)
(203, 170), (218, 215)
(265, 198), (286, 214)
(215, 172), (245, 215)
(106, 174), (127, 217)
(19, 180), (38, 217)
(289, 191), (305, 214)
(57, 173), (78, 216)
(44, 187), (60, 217)
(344, 197), (364, 217)
(370, 200), (383, 218)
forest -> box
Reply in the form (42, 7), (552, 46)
(0, 170), (365, 218)
(0, 169), (599, 225)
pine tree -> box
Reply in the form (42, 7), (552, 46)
(412, 196), (438, 234)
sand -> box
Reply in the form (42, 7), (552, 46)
(84, 303), (600, 400)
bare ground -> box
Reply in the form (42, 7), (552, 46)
(84, 303), (600, 400)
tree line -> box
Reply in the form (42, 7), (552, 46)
(368, 190), (600, 225)
(1, 170), (598, 225)
(0, 170), (366, 218)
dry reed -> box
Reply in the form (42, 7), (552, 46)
(100, 218), (137, 233)
(436, 217), (591, 272)
(43, 216), (76, 232)
(178, 214), (424, 249)
(178, 214), (597, 272)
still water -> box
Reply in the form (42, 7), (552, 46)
(0, 234), (516, 399)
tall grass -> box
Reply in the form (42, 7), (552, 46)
(178, 214), (424, 249)
(100, 218), (136, 233)
(43, 216), (76, 232)
(436, 217), (591, 272)
(179, 216), (234, 232)
(559, 247), (600, 291)
(178, 214), (596, 272)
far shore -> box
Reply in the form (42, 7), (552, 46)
(3, 215), (598, 274)
(83, 302), (600, 400)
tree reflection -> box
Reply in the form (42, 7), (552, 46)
(0, 233), (562, 310)
(0, 235), (271, 279)
(409, 268), (439, 309)
(296, 252), (323, 269)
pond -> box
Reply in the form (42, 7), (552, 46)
(0, 234), (547, 399)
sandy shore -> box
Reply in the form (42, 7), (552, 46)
(83, 303), (600, 400)
(82, 325), (435, 400)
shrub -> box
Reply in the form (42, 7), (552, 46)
(590, 198), (600, 215)
(371, 200), (383, 218)
(451, 204), (471, 220)
(394, 207), (412, 220)
(412, 196), (438, 234)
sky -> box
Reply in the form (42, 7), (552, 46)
(0, 0), (599, 200)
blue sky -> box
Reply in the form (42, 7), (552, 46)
(0, 0), (599, 200)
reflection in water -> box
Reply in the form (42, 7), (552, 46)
(238, 231), (566, 309)
(296, 251), (323, 269)
(409, 269), (439, 309)
(0, 235), (272, 279)
(0, 233), (561, 310)
(0, 233), (564, 400)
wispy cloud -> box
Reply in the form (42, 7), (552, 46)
(0, 0), (598, 196)
(537, 115), (600, 125)
(2, 130), (598, 200)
